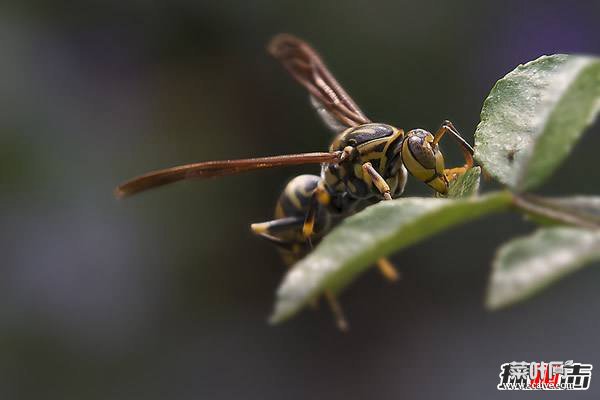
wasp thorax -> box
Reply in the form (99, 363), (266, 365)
(401, 129), (449, 194)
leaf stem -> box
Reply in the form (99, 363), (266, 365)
(512, 193), (600, 229)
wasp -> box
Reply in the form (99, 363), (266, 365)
(116, 34), (474, 330)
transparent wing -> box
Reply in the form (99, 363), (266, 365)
(268, 33), (370, 131)
(309, 95), (348, 133)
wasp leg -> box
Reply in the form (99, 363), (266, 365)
(362, 162), (392, 200)
(302, 182), (331, 247)
(253, 208), (347, 330)
(444, 166), (469, 182)
(432, 120), (475, 181)
(376, 257), (400, 282)
(359, 164), (401, 281)
(302, 197), (317, 248)
(251, 231), (295, 251)
(432, 120), (475, 165)
(324, 290), (349, 332)
(296, 185), (350, 328)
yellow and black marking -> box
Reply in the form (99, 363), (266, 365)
(251, 174), (334, 266)
(324, 123), (408, 202)
(401, 129), (449, 194)
(117, 34), (478, 331)
(250, 122), (474, 268)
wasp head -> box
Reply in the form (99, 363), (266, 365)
(401, 129), (448, 194)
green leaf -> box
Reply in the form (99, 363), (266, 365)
(486, 227), (600, 310)
(270, 191), (512, 324)
(474, 54), (600, 191)
(447, 167), (481, 198)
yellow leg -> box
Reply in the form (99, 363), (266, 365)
(362, 162), (392, 200)
(302, 214), (316, 242)
(444, 166), (469, 182)
(302, 183), (330, 246)
(298, 185), (349, 330)
(301, 188), (318, 248)
(324, 290), (349, 332)
(433, 120), (474, 171)
(358, 170), (401, 282)
(376, 258), (400, 282)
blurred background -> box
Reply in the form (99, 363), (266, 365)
(2, 1), (600, 399)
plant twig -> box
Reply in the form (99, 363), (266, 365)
(512, 194), (600, 230)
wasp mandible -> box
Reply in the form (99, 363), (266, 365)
(116, 34), (475, 330)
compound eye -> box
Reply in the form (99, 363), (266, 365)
(407, 134), (437, 169)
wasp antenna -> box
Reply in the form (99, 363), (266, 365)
(114, 187), (126, 199)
